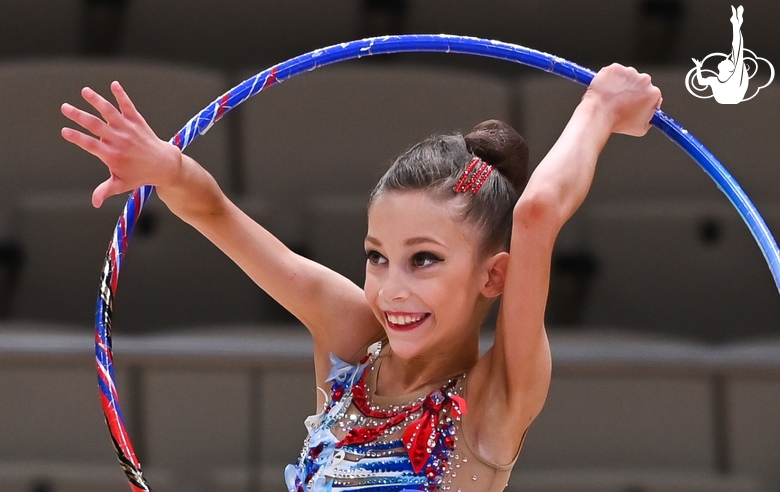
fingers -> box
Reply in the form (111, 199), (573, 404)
(61, 102), (107, 137)
(81, 86), (123, 126)
(637, 83), (662, 133)
(110, 81), (142, 120)
(591, 64), (661, 137)
(62, 82), (161, 207)
(61, 126), (112, 159)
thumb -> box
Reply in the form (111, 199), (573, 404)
(92, 177), (127, 208)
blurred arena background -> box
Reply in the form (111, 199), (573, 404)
(0, 0), (779, 491)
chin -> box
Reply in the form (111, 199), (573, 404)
(383, 327), (433, 359)
(383, 337), (427, 360)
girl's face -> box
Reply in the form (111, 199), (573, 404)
(364, 190), (504, 360)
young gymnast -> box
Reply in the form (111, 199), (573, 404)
(61, 63), (661, 491)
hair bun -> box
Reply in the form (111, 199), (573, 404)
(464, 119), (529, 193)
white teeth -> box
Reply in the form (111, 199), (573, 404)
(387, 313), (425, 326)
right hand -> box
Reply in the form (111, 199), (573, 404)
(61, 81), (183, 208)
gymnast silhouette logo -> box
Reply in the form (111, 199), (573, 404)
(685, 5), (774, 104)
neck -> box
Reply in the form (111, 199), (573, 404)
(378, 329), (480, 396)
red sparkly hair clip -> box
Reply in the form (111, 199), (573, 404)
(453, 157), (494, 194)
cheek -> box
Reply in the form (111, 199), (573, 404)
(363, 275), (377, 301)
(363, 283), (383, 324)
(432, 266), (482, 307)
(363, 271), (383, 308)
(421, 276), (463, 310)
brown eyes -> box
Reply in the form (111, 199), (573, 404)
(412, 252), (442, 268)
(365, 250), (442, 268)
(366, 250), (386, 265)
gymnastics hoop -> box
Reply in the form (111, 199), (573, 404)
(95, 34), (780, 491)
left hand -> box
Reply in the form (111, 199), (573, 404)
(583, 64), (663, 137)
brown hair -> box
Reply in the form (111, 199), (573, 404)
(369, 119), (529, 254)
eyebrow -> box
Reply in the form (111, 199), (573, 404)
(365, 235), (445, 247)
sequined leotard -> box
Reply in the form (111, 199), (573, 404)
(286, 342), (519, 492)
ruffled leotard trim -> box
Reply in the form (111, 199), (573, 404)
(286, 342), (466, 492)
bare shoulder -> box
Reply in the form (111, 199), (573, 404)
(307, 275), (383, 352)
(311, 309), (385, 393)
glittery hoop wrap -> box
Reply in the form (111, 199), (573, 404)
(94, 34), (780, 491)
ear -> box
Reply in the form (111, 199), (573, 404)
(480, 251), (510, 298)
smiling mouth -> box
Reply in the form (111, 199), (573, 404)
(385, 312), (431, 331)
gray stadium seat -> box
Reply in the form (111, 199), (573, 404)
(518, 373), (716, 471)
(239, 65), (511, 267)
(576, 200), (780, 340)
(138, 335), (316, 489)
(120, 0), (358, 69)
(0, 60), (233, 243)
(407, 0), (636, 67)
(167, 368), (317, 491)
(512, 330), (752, 489)
(516, 70), (780, 335)
(0, 334), (131, 469)
(0, 0), (81, 58)
(519, 71), (716, 204)
(0, 463), (129, 492)
(305, 194), (369, 287)
(142, 369), (251, 490)
(11, 192), (266, 330)
(0, 462), (176, 492)
(594, 69), (780, 207)
(210, 465), (285, 492)
(515, 74), (586, 172)
(516, 69), (780, 205)
(4, 325), (779, 492)
(258, 368), (317, 468)
(507, 469), (760, 492)
(724, 338), (780, 492)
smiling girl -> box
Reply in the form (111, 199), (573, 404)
(61, 63), (661, 491)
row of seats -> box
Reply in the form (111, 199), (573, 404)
(3, 60), (778, 227)
(1, 326), (779, 491)
(2, 0), (779, 70)
(0, 60), (778, 339)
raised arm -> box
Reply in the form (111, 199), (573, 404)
(469, 65), (662, 462)
(61, 82), (383, 363)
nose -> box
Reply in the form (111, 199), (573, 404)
(378, 266), (411, 302)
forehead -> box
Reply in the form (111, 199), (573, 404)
(367, 191), (478, 247)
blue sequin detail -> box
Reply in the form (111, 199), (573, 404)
(341, 439), (403, 452)
(286, 343), (456, 492)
